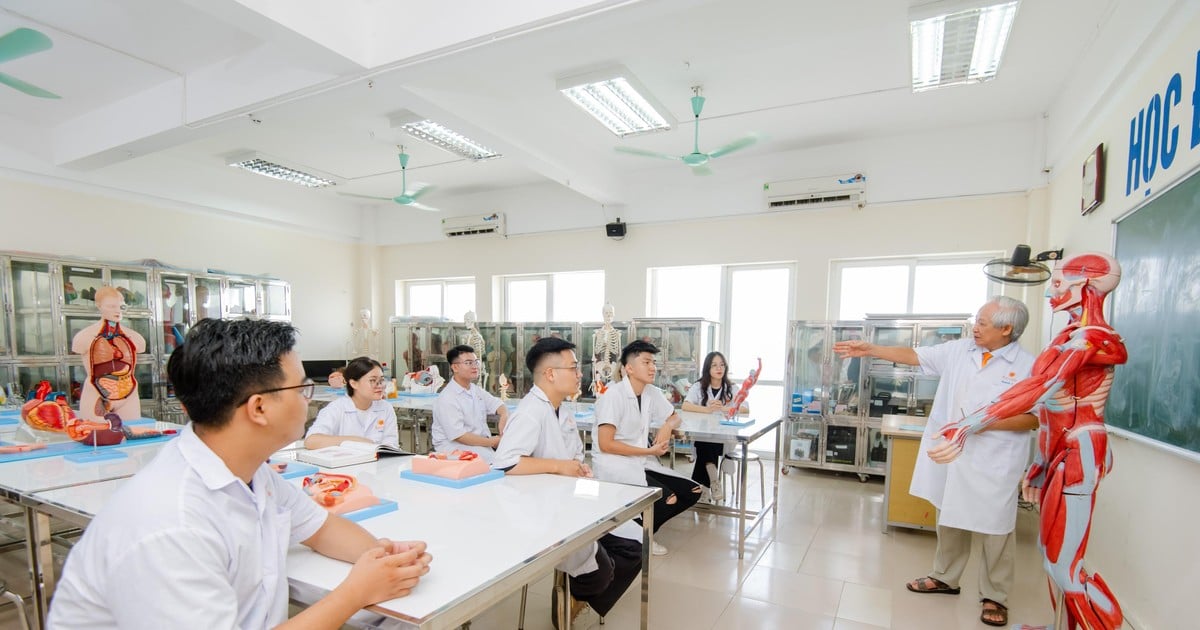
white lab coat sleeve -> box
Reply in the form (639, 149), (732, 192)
(432, 393), (471, 442)
(650, 387), (675, 421)
(271, 471), (330, 545)
(379, 404), (401, 449)
(492, 411), (538, 471)
(593, 389), (619, 428)
(683, 382), (703, 405)
(305, 399), (342, 438)
(481, 389), (503, 414)
(915, 337), (964, 376)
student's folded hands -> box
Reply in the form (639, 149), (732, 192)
(346, 540), (433, 605)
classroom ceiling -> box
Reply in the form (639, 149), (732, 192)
(0, 0), (1174, 242)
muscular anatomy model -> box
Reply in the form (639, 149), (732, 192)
(71, 286), (146, 422)
(929, 253), (1128, 630)
(726, 358), (761, 419)
(463, 311), (489, 390)
(591, 303), (621, 395)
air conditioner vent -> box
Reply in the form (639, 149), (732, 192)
(441, 213), (506, 238)
(764, 174), (866, 210)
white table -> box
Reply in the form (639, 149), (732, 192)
(576, 409), (783, 559)
(27, 455), (659, 630)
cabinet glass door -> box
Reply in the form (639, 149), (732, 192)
(824, 423), (859, 467)
(546, 323), (575, 344)
(917, 324), (965, 348)
(194, 277), (222, 321)
(261, 282), (289, 318)
(634, 326), (664, 349)
(16, 364), (64, 400)
(11, 259), (56, 356)
(393, 325), (423, 375)
(829, 324), (866, 418)
(160, 274), (190, 354)
(665, 325), (697, 363)
(787, 323), (827, 415)
(428, 325), (454, 381)
(787, 417), (822, 464)
(62, 264), (103, 309)
(866, 374), (914, 417)
(868, 325), (915, 370)
(864, 425), (888, 471)
(226, 280), (257, 318)
(109, 268), (151, 311)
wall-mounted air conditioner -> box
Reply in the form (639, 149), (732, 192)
(763, 174), (866, 210)
(441, 212), (506, 238)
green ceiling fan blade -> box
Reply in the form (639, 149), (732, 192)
(690, 164), (713, 176)
(0, 71), (60, 99)
(409, 202), (441, 212)
(0, 28), (53, 65)
(707, 134), (758, 159)
(408, 184), (436, 200)
(615, 146), (681, 161)
(337, 192), (393, 202)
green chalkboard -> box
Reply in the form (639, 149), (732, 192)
(1110, 166), (1200, 455)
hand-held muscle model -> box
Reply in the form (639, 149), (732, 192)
(929, 253), (1128, 630)
(725, 358), (761, 420)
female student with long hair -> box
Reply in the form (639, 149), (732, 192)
(680, 351), (748, 501)
(304, 356), (399, 450)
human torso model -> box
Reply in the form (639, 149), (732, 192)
(591, 303), (622, 395)
(936, 253), (1128, 630)
(71, 287), (146, 422)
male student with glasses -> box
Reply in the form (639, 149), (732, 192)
(431, 344), (508, 462)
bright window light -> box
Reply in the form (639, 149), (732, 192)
(910, 1), (1018, 92)
(400, 120), (500, 161)
(558, 68), (671, 137)
(226, 152), (336, 188)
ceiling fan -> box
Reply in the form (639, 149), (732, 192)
(982, 245), (1063, 285)
(0, 27), (60, 99)
(338, 147), (441, 211)
(615, 86), (757, 175)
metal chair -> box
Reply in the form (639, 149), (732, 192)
(720, 446), (765, 507)
(0, 579), (31, 630)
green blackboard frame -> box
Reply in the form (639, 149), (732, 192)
(1109, 163), (1200, 461)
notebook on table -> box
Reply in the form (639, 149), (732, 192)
(297, 441), (413, 468)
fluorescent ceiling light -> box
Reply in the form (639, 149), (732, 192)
(226, 151), (336, 188)
(910, 1), (1019, 92)
(387, 113), (500, 161)
(557, 67), (671, 137)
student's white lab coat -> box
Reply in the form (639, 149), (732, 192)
(910, 338), (1035, 535)
(305, 396), (399, 447)
(592, 377), (694, 487)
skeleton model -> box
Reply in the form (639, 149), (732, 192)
(463, 311), (489, 390)
(931, 253), (1128, 630)
(591, 303), (622, 395)
(346, 308), (380, 359)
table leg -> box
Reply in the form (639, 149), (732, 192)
(772, 424), (782, 519)
(737, 440), (749, 559)
(553, 570), (570, 630)
(25, 507), (53, 630)
(641, 502), (652, 630)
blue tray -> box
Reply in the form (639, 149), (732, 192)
(400, 469), (504, 488)
(0, 432), (178, 464)
(719, 418), (756, 428)
(341, 499), (399, 523)
(271, 460), (320, 480)
(396, 391), (438, 398)
(63, 449), (129, 464)
(0, 414), (159, 427)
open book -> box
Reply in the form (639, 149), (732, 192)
(297, 441), (413, 468)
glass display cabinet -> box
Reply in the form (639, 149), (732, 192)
(391, 317), (456, 383)
(579, 320), (632, 401)
(782, 316), (968, 480)
(471, 322), (582, 398)
(0, 252), (290, 423)
(225, 278), (258, 319)
(628, 318), (719, 404)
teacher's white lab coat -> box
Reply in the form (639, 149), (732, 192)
(910, 338), (1034, 535)
(592, 377), (693, 487)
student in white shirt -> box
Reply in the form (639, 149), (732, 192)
(304, 356), (399, 450)
(493, 337), (641, 626)
(680, 351), (749, 502)
(432, 344), (508, 462)
(593, 340), (702, 556)
(49, 319), (432, 629)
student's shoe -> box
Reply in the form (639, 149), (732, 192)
(706, 463), (724, 502)
(552, 595), (590, 630)
(651, 541), (669, 556)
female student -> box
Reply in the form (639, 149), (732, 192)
(680, 351), (748, 502)
(304, 356), (399, 449)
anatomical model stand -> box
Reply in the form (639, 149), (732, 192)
(591, 303), (621, 395)
(463, 311), (489, 391)
(931, 253), (1128, 630)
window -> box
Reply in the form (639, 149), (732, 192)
(830, 254), (1001, 319)
(500, 271), (605, 321)
(399, 278), (475, 319)
(646, 265), (721, 321)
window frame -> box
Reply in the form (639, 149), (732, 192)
(498, 270), (606, 322)
(399, 277), (476, 319)
(828, 252), (1003, 319)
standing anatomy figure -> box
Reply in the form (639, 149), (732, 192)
(929, 253), (1128, 630)
(346, 308), (380, 359)
(71, 286), (146, 422)
(591, 303), (621, 395)
(463, 311), (489, 392)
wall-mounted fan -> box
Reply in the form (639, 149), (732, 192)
(983, 245), (1063, 285)
(0, 28), (60, 99)
(339, 147), (440, 211)
(615, 86), (757, 176)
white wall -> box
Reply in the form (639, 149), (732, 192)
(378, 192), (1034, 327)
(0, 176), (362, 359)
(1040, 5), (1200, 628)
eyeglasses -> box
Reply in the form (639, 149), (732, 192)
(359, 377), (386, 386)
(548, 364), (581, 374)
(240, 378), (315, 404)
(452, 360), (482, 367)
